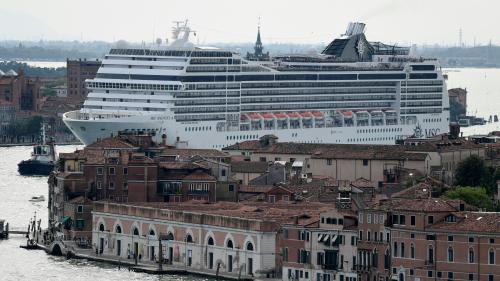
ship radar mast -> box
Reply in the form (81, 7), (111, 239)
(170, 20), (196, 48)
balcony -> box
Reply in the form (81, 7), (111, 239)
(161, 189), (182, 195)
(353, 264), (372, 272)
(188, 189), (210, 195)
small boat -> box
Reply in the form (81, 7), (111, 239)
(18, 123), (57, 176)
(29, 195), (45, 202)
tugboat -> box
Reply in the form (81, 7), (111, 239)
(18, 123), (57, 176)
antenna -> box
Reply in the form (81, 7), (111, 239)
(459, 28), (463, 48)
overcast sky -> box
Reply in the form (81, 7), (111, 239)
(1, 0), (498, 46)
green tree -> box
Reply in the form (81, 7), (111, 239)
(454, 155), (486, 187)
(444, 186), (493, 210)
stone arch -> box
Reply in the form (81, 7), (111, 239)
(205, 231), (216, 246)
(243, 236), (256, 251)
(148, 224), (158, 238)
(50, 242), (63, 256)
(131, 221), (141, 236)
(113, 220), (123, 234)
(224, 233), (235, 249)
(95, 217), (107, 232)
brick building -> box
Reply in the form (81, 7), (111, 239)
(0, 69), (42, 114)
(66, 59), (100, 98)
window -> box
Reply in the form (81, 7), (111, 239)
(123, 167), (128, 175)
(410, 244), (415, 259)
(426, 234), (436, 240)
(186, 234), (193, 243)
(326, 159), (332, 166)
(207, 237), (214, 246)
(359, 230), (363, 241)
(362, 159), (369, 166)
(283, 195), (289, 202)
(469, 248), (475, 263)
(109, 182), (115, 189)
(437, 272), (442, 278)
(317, 252), (324, 265)
(226, 239), (234, 248)
(393, 242), (398, 257)
(448, 272), (453, 280)
(489, 274), (494, 281)
(399, 215), (406, 225)
(489, 249), (495, 264)
(77, 205), (83, 213)
(448, 235), (454, 242)
(123, 182), (128, 190)
(109, 167), (115, 175)
(268, 195), (276, 203)
(490, 238), (495, 244)
(259, 157), (266, 162)
(75, 219), (84, 229)
(428, 271), (433, 278)
(469, 237), (475, 243)
(228, 184), (234, 192)
(367, 214), (372, 224)
(448, 247), (454, 262)
(283, 247), (289, 262)
(410, 216), (416, 226)
(221, 169), (226, 177)
(97, 167), (103, 175)
(97, 181), (102, 189)
(246, 242), (254, 251)
(400, 242), (405, 258)
(428, 246), (434, 263)
(428, 216), (434, 224)
(368, 230), (371, 241)
(469, 273), (474, 281)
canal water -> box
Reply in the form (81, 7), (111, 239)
(0, 67), (498, 280)
(0, 145), (209, 281)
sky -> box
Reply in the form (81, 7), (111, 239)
(0, 0), (499, 46)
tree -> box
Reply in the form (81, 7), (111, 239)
(444, 186), (493, 210)
(454, 155), (486, 187)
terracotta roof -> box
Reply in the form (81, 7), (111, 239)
(350, 178), (376, 189)
(231, 161), (268, 173)
(85, 137), (136, 149)
(183, 171), (216, 181)
(68, 196), (88, 204)
(370, 198), (464, 213)
(223, 140), (261, 151)
(159, 161), (207, 170)
(250, 142), (427, 161)
(161, 148), (229, 159)
(239, 185), (275, 193)
(102, 201), (333, 227)
(429, 212), (500, 234)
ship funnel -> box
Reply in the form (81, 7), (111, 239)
(345, 22), (366, 36)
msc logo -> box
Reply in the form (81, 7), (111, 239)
(413, 124), (441, 138)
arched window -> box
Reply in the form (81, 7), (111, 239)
(133, 227), (139, 236)
(489, 249), (495, 265)
(398, 273), (405, 281)
(186, 234), (193, 243)
(410, 243), (415, 259)
(166, 232), (174, 241)
(115, 225), (122, 233)
(448, 247), (454, 262)
(384, 249), (390, 269)
(246, 242), (254, 251)
(469, 248), (474, 263)
(400, 242), (405, 258)
(149, 229), (155, 236)
(393, 241), (398, 257)
(207, 236), (214, 246)
(99, 223), (105, 231)
(226, 239), (234, 249)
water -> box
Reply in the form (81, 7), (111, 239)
(0, 68), (499, 280)
(0, 145), (205, 281)
(445, 68), (500, 135)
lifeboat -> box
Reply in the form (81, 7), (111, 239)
(274, 113), (288, 120)
(312, 111), (324, 118)
(261, 113), (275, 120)
(287, 112), (301, 119)
(300, 112), (313, 119)
(248, 112), (263, 120)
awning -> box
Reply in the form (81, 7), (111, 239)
(318, 234), (326, 242)
(62, 216), (71, 224)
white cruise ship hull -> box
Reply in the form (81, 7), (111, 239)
(64, 110), (448, 149)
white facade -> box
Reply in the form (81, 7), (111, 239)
(92, 208), (278, 278)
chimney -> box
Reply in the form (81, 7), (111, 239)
(162, 134), (167, 146)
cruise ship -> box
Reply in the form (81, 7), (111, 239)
(63, 21), (450, 148)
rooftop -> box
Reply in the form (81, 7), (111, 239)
(429, 212), (500, 234)
(231, 161), (269, 173)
